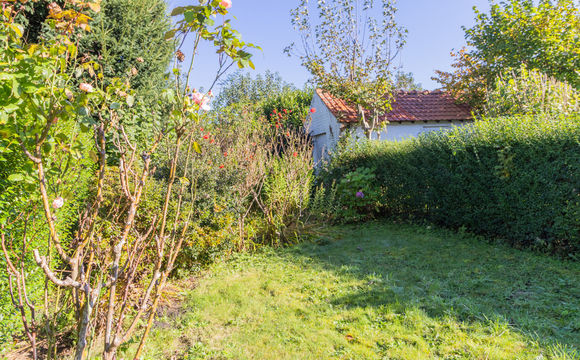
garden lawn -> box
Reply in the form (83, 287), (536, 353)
(129, 223), (580, 360)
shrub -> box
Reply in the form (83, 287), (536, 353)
(261, 89), (313, 129)
(318, 115), (580, 257)
(485, 66), (580, 118)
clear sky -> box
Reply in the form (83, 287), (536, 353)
(166, 0), (491, 92)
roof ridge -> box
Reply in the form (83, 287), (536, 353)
(315, 88), (473, 123)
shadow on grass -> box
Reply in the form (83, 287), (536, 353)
(290, 222), (580, 351)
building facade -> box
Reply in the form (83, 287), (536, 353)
(307, 89), (474, 165)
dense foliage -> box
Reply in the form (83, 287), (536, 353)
(213, 70), (295, 109)
(318, 115), (580, 257)
(78, 0), (174, 92)
(0, 0), (262, 358)
(434, 0), (580, 109)
(485, 66), (580, 118)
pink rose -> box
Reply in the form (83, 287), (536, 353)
(79, 83), (94, 93)
(220, 0), (232, 9)
(52, 197), (64, 209)
(191, 90), (212, 112)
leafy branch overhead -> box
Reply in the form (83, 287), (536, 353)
(167, 1), (261, 71)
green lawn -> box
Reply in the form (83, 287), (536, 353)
(128, 223), (580, 360)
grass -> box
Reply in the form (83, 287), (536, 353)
(123, 222), (580, 359)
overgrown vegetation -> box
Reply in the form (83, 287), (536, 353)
(0, 0), (263, 358)
(1, 0), (578, 358)
(485, 66), (580, 118)
(318, 115), (580, 257)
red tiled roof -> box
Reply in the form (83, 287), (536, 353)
(315, 88), (473, 123)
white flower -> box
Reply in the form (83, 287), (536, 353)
(52, 197), (64, 209)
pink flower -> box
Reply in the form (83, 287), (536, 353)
(220, 0), (232, 9)
(191, 90), (212, 111)
(79, 83), (94, 93)
(52, 197), (64, 209)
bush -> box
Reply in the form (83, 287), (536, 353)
(318, 115), (580, 257)
(485, 66), (580, 118)
(261, 89), (313, 129)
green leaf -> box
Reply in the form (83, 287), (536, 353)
(184, 10), (196, 23)
(88, 150), (99, 162)
(126, 95), (135, 107)
(78, 107), (90, 116)
(8, 174), (24, 182)
(170, 6), (188, 16)
(164, 29), (177, 40)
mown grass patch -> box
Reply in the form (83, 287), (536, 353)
(126, 222), (580, 359)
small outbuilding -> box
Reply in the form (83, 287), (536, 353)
(307, 89), (474, 164)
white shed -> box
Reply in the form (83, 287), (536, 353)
(307, 89), (474, 164)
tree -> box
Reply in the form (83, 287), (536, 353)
(433, 0), (580, 110)
(17, 0), (174, 93)
(287, 0), (407, 139)
(78, 0), (174, 93)
(394, 71), (423, 91)
(214, 70), (295, 109)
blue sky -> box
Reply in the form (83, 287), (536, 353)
(166, 0), (490, 92)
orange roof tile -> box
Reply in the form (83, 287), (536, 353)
(316, 88), (473, 123)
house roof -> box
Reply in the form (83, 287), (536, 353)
(315, 88), (473, 123)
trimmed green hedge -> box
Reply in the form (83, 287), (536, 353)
(318, 115), (580, 257)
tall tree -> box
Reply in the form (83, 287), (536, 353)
(287, 0), (407, 139)
(17, 0), (174, 93)
(79, 0), (174, 92)
(214, 70), (295, 109)
(433, 0), (580, 109)
(394, 71), (423, 91)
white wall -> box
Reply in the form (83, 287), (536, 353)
(353, 121), (469, 141)
(309, 94), (472, 164)
(308, 92), (342, 165)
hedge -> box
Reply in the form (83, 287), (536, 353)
(318, 115), (580, 257)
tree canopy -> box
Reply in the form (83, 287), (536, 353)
(288, 0), (407, 138)
(434, 0), (580, 109)
(214, 70), (295, 109)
